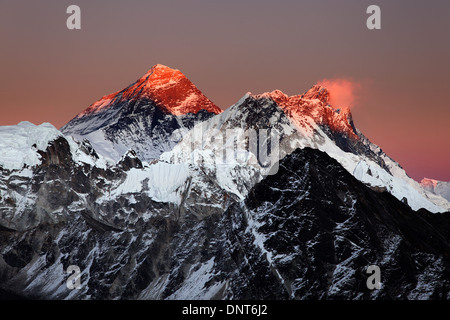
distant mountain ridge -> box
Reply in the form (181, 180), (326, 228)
(421, 178), (450, 202)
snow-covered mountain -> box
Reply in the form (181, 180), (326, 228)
(0, 121), (107, 172)
(1, 66), (450, 300)
(61, 64), (222, 162)
(161, 85), (450, 213)
(1, 124), (450, 299)
(60, 64), (448, 213)
(421, 178), (450, 202)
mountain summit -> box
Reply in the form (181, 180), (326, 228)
(258, 85), (357, 140)
(79, 64), (222, 117)
(421, 178), (450, 202)
(61, 64), (222, 161)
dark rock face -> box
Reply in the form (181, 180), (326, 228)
(318, 123), (393, 174)
(62, 96), (219, 162)
(239, 148), (450, 299)
(1, 141), (449, 300)
(117, 150), (143, 171)
(102, 99), (218, 159)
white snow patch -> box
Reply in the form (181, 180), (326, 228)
(102, 162), (191, 205)
(0, 122), (62, 170)
(166, 258), (224, 300)
(353, 160), (444, 213)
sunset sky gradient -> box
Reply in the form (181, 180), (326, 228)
(0, 0), (449, 181)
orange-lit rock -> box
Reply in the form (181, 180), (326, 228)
(81, 64), (222, 117)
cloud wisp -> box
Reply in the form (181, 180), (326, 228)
(317, 78), (361, 109)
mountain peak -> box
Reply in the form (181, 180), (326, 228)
(77, 64), (222, 118)
(255, 85), (357, 140)
(141, 64), (184, 87)
(302, 85), (330, 104)
(421, 178), (439, 188)
(256, 89), (289, 104)
(149, 63), (175, 71)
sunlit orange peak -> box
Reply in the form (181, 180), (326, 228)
(79, 63), (222, 117)
(302, 85), (330, 104)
